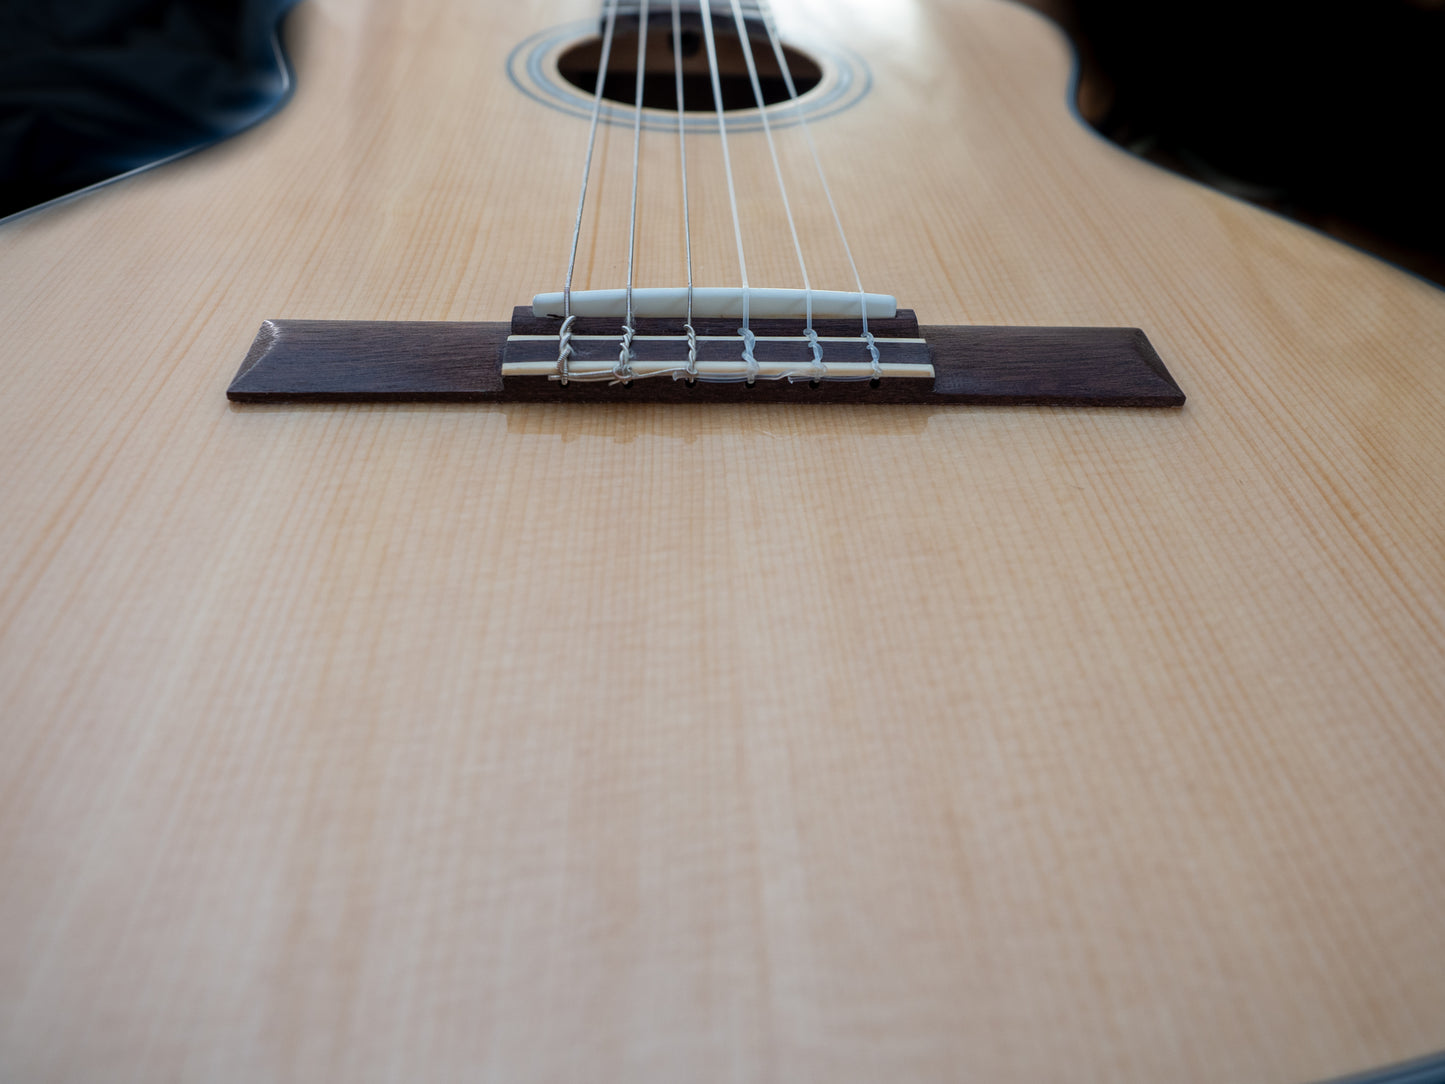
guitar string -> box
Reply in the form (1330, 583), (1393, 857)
(756, 0), (881, 382)
(568, 0), (695, 386)
(727, 0), (822, 383)
(557, 0), (623, 384)
(563, 0), (873, 384)
(672, 0), (698, 380)
(697, 0), (758, 382)
(619, 0), (651, 382)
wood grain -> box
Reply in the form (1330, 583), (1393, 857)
(227, 319), (511, 400)
(2, 0), (1444, 1080)
(226, 315), (1184, 404)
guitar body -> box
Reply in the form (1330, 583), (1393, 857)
(2, 0), (1443, 1079)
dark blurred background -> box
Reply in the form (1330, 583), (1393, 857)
(1020, 0), (1445, 285)
(0, 0), (294, 219)
(2, 0), (1443, 289)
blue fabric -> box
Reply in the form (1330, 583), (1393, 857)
(1321, 1051), (1445, 1084)
(0, 0), (298, 218)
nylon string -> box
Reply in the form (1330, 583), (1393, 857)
(697, 0), (758, 381)
(620, 0), (651, 381)
(558, 0), (623, 383)
(756, 0), (881, 380)
(727, 0), (822, 382)
(562, 0), (880, 385)
(671, 0), (697, 379)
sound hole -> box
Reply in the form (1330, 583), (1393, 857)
(556, 28), (822, 111)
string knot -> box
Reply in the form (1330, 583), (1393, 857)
(557, 314), (577, 386)
(685, 323), (698, 381)
(739, 327), (759, 383)
(616, 323), (636, 383)
(863, 329), (882, 383)
(805, 327), (826, 383)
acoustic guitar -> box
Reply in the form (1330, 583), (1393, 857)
(2, 0), (1442, 1079)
